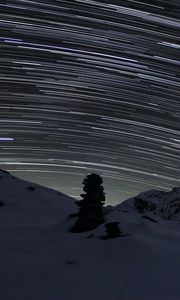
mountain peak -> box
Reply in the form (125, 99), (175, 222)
(117, 186), (180, 221)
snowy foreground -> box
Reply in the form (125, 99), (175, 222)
(1, 170), (180, 300)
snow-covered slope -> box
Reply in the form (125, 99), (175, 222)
(1, 169), (180, 300)
(117, 187), (180, 220)
(0, 169), (77, 230)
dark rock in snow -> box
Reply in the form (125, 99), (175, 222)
(27, 186), (36, 191)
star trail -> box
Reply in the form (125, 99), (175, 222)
(0, 0), (180, 204)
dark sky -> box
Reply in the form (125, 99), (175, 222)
(0, 0), (180, 204)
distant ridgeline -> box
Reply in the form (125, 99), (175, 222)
(1, 168), (180, 238)
(117, 187), (180, 221)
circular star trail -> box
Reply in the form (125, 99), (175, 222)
(0, 0), (180, 204)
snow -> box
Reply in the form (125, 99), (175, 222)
(0, 169), (180, 300)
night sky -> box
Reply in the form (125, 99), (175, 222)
(0, 0), (180, 204)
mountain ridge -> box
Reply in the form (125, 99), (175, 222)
(117, 186), (180, 221)
(1, 168), (180, 227)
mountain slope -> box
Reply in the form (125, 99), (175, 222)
(0, 169), (77, 230)
(117, 187), (180, 220)
(0, 169), (180, 300)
